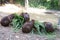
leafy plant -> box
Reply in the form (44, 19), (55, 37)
(29, 0), (59, 10)
(31, 20), (56, 39)
(31, 20), (46, 35)
(11, 14), (24, 32)
(15, 0), (25, 6)
(31, 20), (56, 35)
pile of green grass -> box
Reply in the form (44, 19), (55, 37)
(11, 14), (24, 32)
(10, 13), (57, 40)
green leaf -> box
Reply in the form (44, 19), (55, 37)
(11, 14), (24, 32)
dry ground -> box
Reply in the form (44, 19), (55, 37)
(0, 4), (59, 40)
(0, 12), (59, 40)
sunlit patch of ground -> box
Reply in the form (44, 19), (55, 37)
(29, 13), (58, 24)
(0, 4), (48, 15)
(0, 4), (59, 15)
(0, 4), (23, 13)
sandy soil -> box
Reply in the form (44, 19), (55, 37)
(0, 12), (59, 40)
(0, 4), (60, 40)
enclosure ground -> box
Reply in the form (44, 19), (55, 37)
(0, 4), (60, 40)
(0, 12), (59, 40)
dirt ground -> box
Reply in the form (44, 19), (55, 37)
(0, 24), (43, 40)
(0, 4), (60, 40)
(0, 12), (59, 40)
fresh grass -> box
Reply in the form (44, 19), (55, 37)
(11, 14), (24, 32)
(31, 20), (57, 39)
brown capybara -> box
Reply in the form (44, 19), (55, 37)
(22, 20), (35, 33)
(20, 13), (30, 23)
(43, 22), (54, 32)
(0, 14), (15, 27)
(1, 16), (10, 26)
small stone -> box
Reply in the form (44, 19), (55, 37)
(15, 36), (19, 39)
(36, 39), (39, 40)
